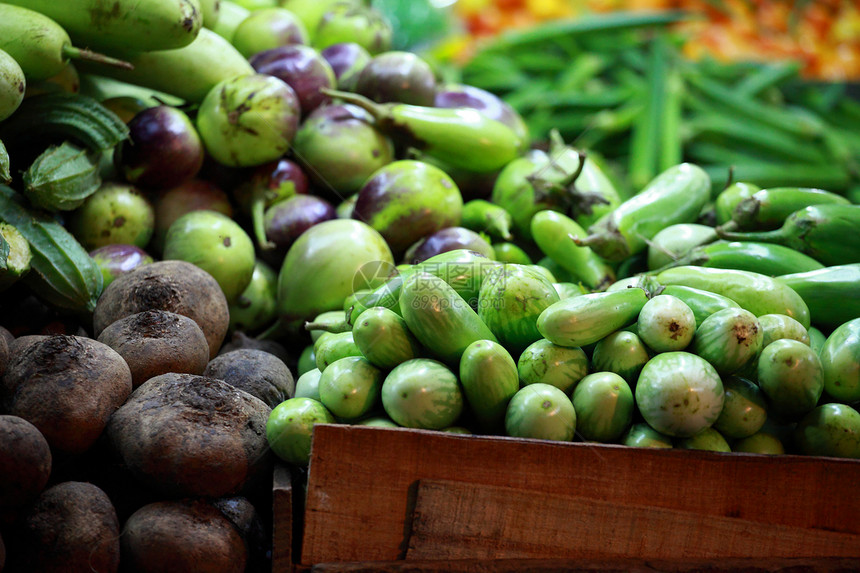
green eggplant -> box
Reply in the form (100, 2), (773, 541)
(537, 287), (649, 348)
(777, 264), (860, 330)
(757, 339), (823, 421)
(622, 422), (672, 449)
(530, 209), (615, 290)
(297, 344), (316, 377)
(654, 266), (811, 329)
(819, 317), (860, 403)
(347, 249), (500, 324)
(646, 223), (718, 271)
(492, 242), (532, 265)
(591, 330), (651, 386)
(305, 310), (351, 342)
(657, 284), (741, 328)
(321, 88), (522, 174)
(398, 271), (497, 365)
(314, 330), (362, 372)
(716, 204), (860, 267)
(553, 282), (588, 300)
(714, 181), (760, 226)
(721, 186), (850, 232)
(318, 355), (382, 420)
(276, 219), (393, 331)
(807, 325), (827, 356)
(517, 338), (589, 395)
(658, 240), (825, 276)
(691, 307), (764, 375)
(535, 256), (574, 283)
(490, 135), (620, 242)
(352, 306), (422, 369)
(758, 313), (810, 348)
(459, 339), (519, 432)
(477, 263), (560, 355)
(461, 199), (513, 241)
(573, 163), (711, 262)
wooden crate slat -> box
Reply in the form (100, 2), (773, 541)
(301, 425), (860, 564)
(407, 478), (860, 560)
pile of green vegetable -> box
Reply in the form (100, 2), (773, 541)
(0, 1), (858, 570)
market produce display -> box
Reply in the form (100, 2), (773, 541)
(0, 0), (859, 570)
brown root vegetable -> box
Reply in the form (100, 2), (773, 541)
(0, 335), (132, 455)
(211, 496), (268, 572)
(0, 324), (13, 346)
(203, 348), (294, 408)
(97, 309), (210, 388)
(0, 415), (52, 520)
(218, 330), (291, 363)
(93, 260), (230, 359)
(106, 373), (272, 497)
(0, 333), (7, 380)
(7, 481), (120, 573)
(121, 498), (246, 573)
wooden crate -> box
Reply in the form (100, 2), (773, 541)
(278, 424), (860, 571)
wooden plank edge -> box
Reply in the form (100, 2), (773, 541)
(272, 462), (295, 573)
(294, 557), (860, 573)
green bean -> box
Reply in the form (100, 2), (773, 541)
(628, 37), (667, 190)
(701, 163), (853, 193)
(685, 71), (824, 139)
(659, 65), (684, 172)
(482, 10), (687, 51)
(734, 61), (802, 98)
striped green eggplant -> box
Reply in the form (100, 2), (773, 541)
(399, 271), (497, 365)
(459, 339), (519, 432)
(658, 240), (824, 276)
(352, 306), (422, 369)
(721, 186), (850, 231)
(716, 204), (860, 267)
(692, 307), (764, 375)
(777, 264), (860, 330)
(573, 163), (711, 262)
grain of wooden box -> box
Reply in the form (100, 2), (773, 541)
(274, 424), (860, 572)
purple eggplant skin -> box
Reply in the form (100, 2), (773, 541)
(233, 158), (310, 215)
(352, 159), (463, 258)
(250, 44), (337, 116)
(291, 103), (395, 197)
(404, 226), (495, 265)
(114, 105), (205, 190)
(354, 51), (437, 107)
(434, 83), (530, 152)
(89, 244), (154, 288)
(320, 42), (372, 91)
(264, 194), (337, 254)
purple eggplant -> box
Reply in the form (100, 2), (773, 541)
(403, 226), (495, 265)
(351, 159), (462, 258)
(291, 102), (394, 199)
(320, 42), (372, 91)
(114, 105), (205, 190)
(233, 158), (311, 249)
(250, 44), (337, 116)
(354, 51), (437, 107)
(263, 193), (337, 259)
(89, 244), (154, 287)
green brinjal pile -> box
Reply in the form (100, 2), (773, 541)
(0, 1), (859, 569)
